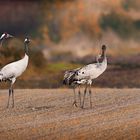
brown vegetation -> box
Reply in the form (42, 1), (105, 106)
(0, 0), (140, 88)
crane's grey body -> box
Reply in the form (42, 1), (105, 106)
(72, 57), (107, 84)
(0, 54), (28, 81)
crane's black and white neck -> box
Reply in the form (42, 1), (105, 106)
(97, 45), (107, 63)
(24, 37), (30, 56)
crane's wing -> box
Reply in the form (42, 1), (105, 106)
(0, 55), (28, 81)
(72, 63), (101, 81)
(63, 67), (81, 85)
(0, 63), (16, 80)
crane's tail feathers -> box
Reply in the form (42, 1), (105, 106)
(63, 79), (67, 85)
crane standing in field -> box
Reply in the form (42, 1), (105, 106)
(63, 45), (107, 108)
(0, 37), (30, 108)
(0, 32), (13, 46)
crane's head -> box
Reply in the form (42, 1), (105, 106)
(0, 32), (13, 41)
(24, 37), (30, 44)
(102, 45), (106, 51)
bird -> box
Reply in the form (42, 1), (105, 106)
(65, 45), (107, 108)
(63, 54), (102, 107)
(0, 37), (30, 108)
(0, 32), (13, 46)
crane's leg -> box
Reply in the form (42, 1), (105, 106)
(81, 85), (88, 108)
(89, 85), (92, 108)
(72, 88), (78, 107)
(78, 86), (81, 106)
(11, 78), (16, 108)
(11, 87), (14, 108)
(7, 88), (12, 108)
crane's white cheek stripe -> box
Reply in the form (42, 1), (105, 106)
(25, 38), (28, 42)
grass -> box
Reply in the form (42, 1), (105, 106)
(43, 62), (83, 73)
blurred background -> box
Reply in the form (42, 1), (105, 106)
(0, 0), (140, 88)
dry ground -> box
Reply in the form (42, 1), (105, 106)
(0, 88), (140, 140)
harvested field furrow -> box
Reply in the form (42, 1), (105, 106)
(0, 89), (140, 140)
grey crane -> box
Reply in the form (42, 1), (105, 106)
(64, 45), (107, 108)
(0, 38), (30, 108)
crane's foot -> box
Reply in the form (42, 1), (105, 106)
(90, 102), (92, 109)
(6, 102), (10, 108)
(79, 98), (81, 107)
(72, 101), (78, 107)
(81, 104), (84, 109)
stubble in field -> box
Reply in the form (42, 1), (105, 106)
(0, 88), (140, 140)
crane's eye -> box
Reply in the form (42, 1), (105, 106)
(82, 72), (84, 74)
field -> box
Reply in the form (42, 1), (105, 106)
(0, 88), (140, 140)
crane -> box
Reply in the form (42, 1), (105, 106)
(65, 45), (107, 108)
(0, 37), (30, 108)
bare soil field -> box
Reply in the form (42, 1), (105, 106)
(0, 88), (140, 140)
